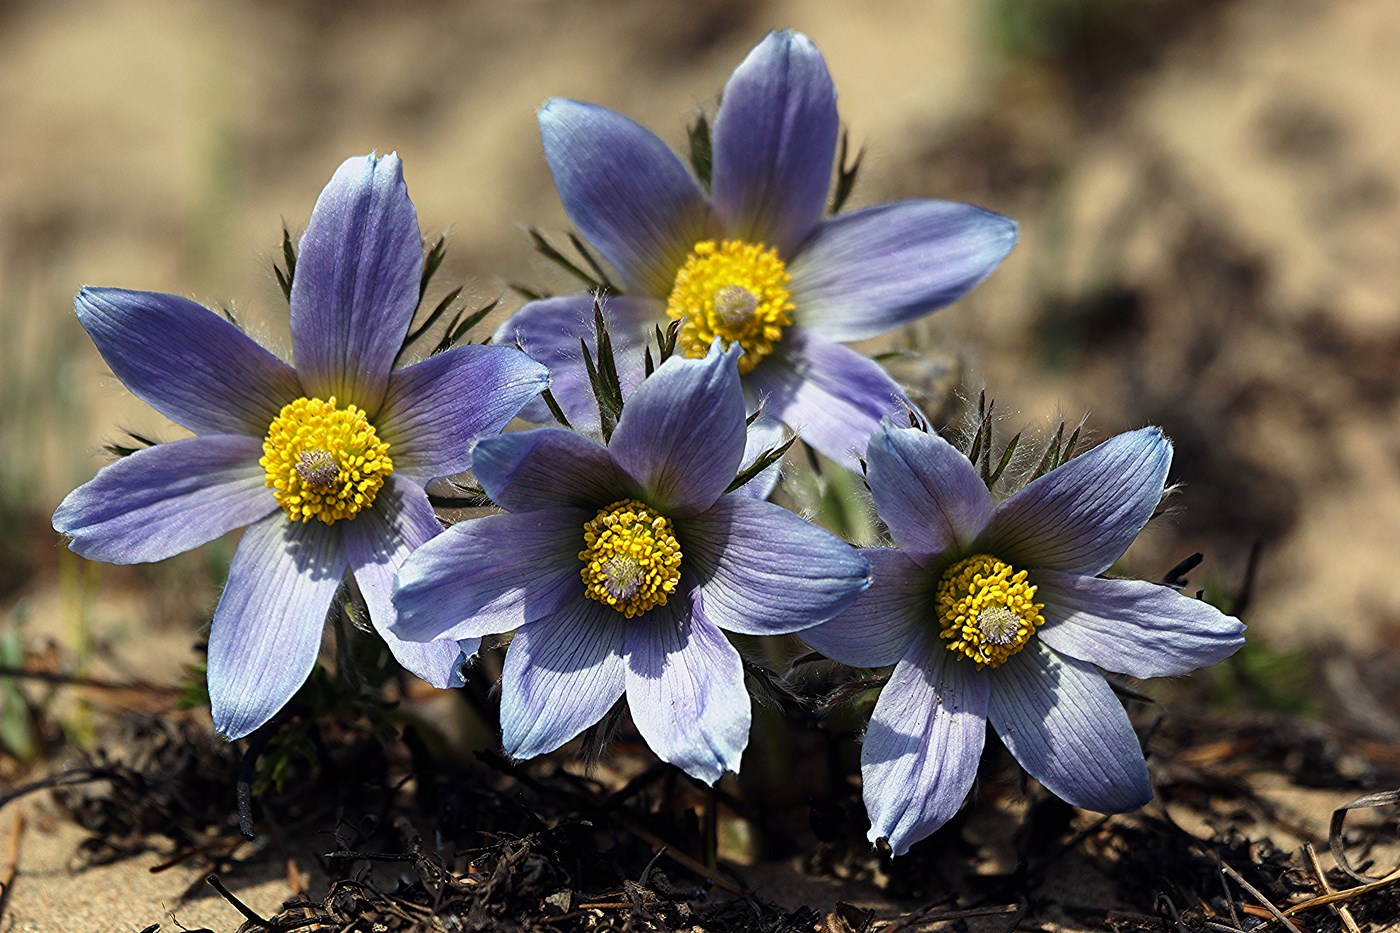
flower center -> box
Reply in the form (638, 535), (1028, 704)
(935, 553), (1045, 668)
(665, 239), (794, 374)
(260, 396), (393, 525)
(579, 499), (682, 618)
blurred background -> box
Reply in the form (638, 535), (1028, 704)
(3, 0), (1400, 704)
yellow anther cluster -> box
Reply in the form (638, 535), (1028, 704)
(579, 499), (682, 618)
(936, 553), (1044, 668)
(665, 239), (795, 373)
(260, 396), (393, 525)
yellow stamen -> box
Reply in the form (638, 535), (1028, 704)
(260, 396), (392, 525)
(579, 499), (682, 618)
(665, 239), (794, 373)
(936, 553), (1044, 668)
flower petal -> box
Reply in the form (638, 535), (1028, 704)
(865, 423), (993, 565)
(1034, 571), (1245, 678)
(74, 287), (301, 437)
(981, 428), (1172, 576)
(208, 514), (347, 739)
(540, 99), (711, 296)
(746, 329), (909, 470)
(53, 435), (275, 564)
(500, 595), (627, 760)
(624, 599), (749, 784)
(341, 476), (468, 689)
(682, 495), (869, 636)
(393, 507), (591, 643)
(798, 548), (932, 668)
(492, 293), (658, 432)
(608, 344), (746, 515)
(987, 641), (1153, 813)
(711, 31), (838, 256)
(472, 427), (635, 512)
(290, 153), (422, 412)
(379, 344), (549, 482)
(790, 200), (1017, 342)
(862, 633), (988, 855)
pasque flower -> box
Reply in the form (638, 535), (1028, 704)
(53, 154), (549, 740)
(497, 30), (1017, 468)
(391, 344), (871, 783)
(800, 423), (1245, 855)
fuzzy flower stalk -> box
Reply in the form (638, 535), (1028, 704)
(391, 344), (871, 783)
(498, 30), (1017, 468)
(53, 154), (549, 739)
(800, 422), (1245, 855)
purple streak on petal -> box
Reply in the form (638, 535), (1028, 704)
(987, 641), (1153, 813)
(711, 31), (838, 256)
(74, 287), (300, 437)
(472, 427), (635, 513)
(540, 99), (711, 296)
(500, 595), (627, 760)
(342, 476), (468, 689)
(746, 329), (910, 470)
(290, 153), (422, 412)
(682, 495), (869, 636)
(799, 548), (932, 668)
(729, 411), (786, 500)
(862, 634), (988, 855)
(982, 428), (1172, 576)
(624, 598), (749, 784)
(393, 507), (590, 643)
(379, 344), (549, 482)
(609, 345), (746, 515)
(493, 293), (659, 431)
(208, 514), (347, 740)
(865, 424), (992, 566)
(1034, 571), (1245, 678)
(790, 200), (1017, 341)
(53, 435), (275, 564)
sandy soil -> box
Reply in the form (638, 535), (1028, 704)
(2, 810), (292, 932)
(4, 0), (1398, 649)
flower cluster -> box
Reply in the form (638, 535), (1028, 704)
(393, 344), (869, 781)
(801, 424), (1245, 853)
(53, 30), (1244, 856)
(53, 154), (550, 739)
(495, 31), (1017, 469)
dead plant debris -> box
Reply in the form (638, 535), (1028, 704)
(1, 635), (1397, 932)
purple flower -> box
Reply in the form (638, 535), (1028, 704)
(800, 423), (1245, 855)
(496, 30), (1017, 469)
(391, 344), (871, 783)
(52, 154), (550, 740)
